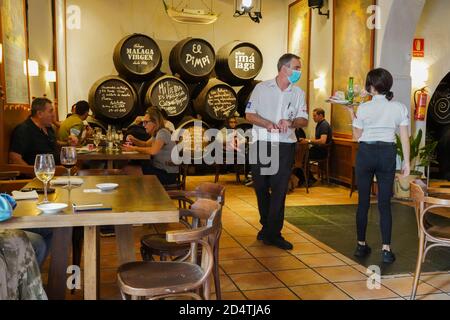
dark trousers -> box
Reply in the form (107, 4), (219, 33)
(356, 143), (397, 245)
(251, 142), (295, 239)
(143, 165), (177, 186)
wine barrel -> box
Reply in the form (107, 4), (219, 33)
(193, 78), (238, 126)
(113, 34), (162, 81)
(215, 41), (263, 86)
(143, 75), (190, 119)
(170, 38), (216, 83)
(428, 72), (450, 126)
(173, 116), (210, 161)
(88, 76), (138, 126)
(237, 80), (261, 117)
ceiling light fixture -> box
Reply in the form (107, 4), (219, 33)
(234, 0), (262, 23)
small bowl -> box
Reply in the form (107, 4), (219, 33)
(37, 203), (68, 215)
(96, 183), (119, 191)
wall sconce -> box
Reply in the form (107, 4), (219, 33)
(45, 71), (57, 82)
(234, 0), (262, 23)
(314, 75), (326, 91)
(411, 59), (429, 88)
(23, 60), (39, 77)
(0, 44), (3, 64)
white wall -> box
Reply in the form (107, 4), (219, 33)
(65, 0), (289, 114)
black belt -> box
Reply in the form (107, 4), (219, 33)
(360, 141), (396, 146)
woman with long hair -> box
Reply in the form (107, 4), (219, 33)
(347, 68), (411, 264)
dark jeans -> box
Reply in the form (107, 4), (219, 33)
(142, 164), (177, 186)
(251, 142), (295, 240)
(356, 143), (397, 245)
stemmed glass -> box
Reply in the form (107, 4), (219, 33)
(60, 147), (77, 190)
(93, 129), (102, 150)
(34, 154), (56, 204)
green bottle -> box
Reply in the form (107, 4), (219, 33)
(347, 77), (354, 104)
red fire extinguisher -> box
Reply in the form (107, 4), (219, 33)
(414, 87), (428, 121)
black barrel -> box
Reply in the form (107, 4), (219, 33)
(143, 75), (190, 119)
(113, 34), (162, 81)
(173, 116), (210, 161)
(170, 38), (216, 83)
(193, 78), (238, 126)
(236, 80), (261, 117)
(428, 72), (450, 126)
(88, 76), (138, 126)
(215, 41), (263, 86)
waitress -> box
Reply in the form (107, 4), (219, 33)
(347, 68), (410, 264)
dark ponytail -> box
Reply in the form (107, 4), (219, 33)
(365, 68), (394, 101)
(385, 91), (394, 101)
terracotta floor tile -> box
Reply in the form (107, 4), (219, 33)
(219, 247), (253, 261)
(382, 277), (443, 297)
(291, 283), (352, 300)
(421, 274), (450, 293)
(257, 256), (308, 271)
(213, 291), (247, 300)
(274, 269), (328, 286)
(336, 281), (399, 300)
(219, 237), (242, 249)
(244, 288), (299, 300)
(246, 246), (291, 258)
(220, 258), (266, 274)
(234, 236), (265, 247)
(412, 293), (450, 300)
(315, 266), (368, 282)
(298, 253), (347, 268)
(230, 272), (285, 291)
(290, 242), (326, 255)
(283, 233), (311, 243)
(332, 252), (359, 265)
(211, 274), (239, 293)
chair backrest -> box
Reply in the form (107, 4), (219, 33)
(76, 169), (124, 176)
(410, 180), (427, 203)
(195, 182), (226, 205)
(294, 142), (309, 169)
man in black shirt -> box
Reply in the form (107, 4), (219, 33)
(301, 108), (332, 160)
(9, 98), (60, 165)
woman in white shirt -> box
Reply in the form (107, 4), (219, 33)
(347, 68), (410, 264)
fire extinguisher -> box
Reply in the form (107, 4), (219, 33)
(414, 87), (428, 121)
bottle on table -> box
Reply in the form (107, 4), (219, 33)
(347, 77), (355, 104)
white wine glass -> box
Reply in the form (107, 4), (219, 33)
(93, 132), (101, 149)
(60, 147), (77, 189)
(34, 154), (56, 204)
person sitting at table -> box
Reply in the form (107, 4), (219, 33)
(0, 230), (47, 300)
(58, 100), (93, 146)
(123, 107), (179, 185)
(129, 106), (175, 133)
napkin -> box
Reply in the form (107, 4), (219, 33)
(50, 177), (84, 186)
(12, 190), (39, 201)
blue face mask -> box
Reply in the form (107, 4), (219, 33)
(288, 69), (302, 85)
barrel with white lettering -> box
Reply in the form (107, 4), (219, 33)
(169, 38), (216, 83)
(174, 116), (210, 161)
(113, 34), (162, 81)
(193, 78), (238, 125)
(143, 75), (190, 118)
(88, 76), (138, 125)
(237, 80), (261, 117)
(215, 41), (263, 86)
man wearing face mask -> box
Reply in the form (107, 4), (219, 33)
(246, 54), (308, 250)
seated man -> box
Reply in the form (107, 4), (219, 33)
(301, 108), (332, 160)
(58, 100), (93, 145)
(0, 230), (47, 300)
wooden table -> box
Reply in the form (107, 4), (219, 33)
(77, 148), (149, 169)
(0, 175), (178, 300)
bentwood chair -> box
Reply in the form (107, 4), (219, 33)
(0, 171), (32, 194)
(309, 143), (332, 184)
(409, 180), (450, 300)
(292, 142), (310, 193)
(140, 182), (225, 299)
(118, 199), (221, 300)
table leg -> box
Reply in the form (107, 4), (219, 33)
(47, 227), (72, 300)
(107, 160), (114, 170)
(115, 225), (135, 264)
(83, 226), (99, 300)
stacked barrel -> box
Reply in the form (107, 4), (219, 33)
(88, 33), (263, 130)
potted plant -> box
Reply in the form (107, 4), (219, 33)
(394, 129), (436, 199)
(418, 137), (439, 187)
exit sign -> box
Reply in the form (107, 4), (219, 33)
(413, 38), (425, 58)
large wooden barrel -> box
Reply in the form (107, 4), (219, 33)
(88, 76), (138, 126)
(237, 80), (261, 117)
(113, 34), (162, 81)
(173, 116), (210, 161)
(170, 38), (216, 83)
(143, 75), (190, 118)
(215, 41), (263, 86)
(193, 78), (238, 125)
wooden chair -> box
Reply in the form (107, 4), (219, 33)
(140, 182), (225, 299)
(118, 198), (221, 300)
(309, 143), (332, 184)
(163, 163), (188, 191)
(409, 180), (450, 300)
(0, 171), (32, 194)
(76, 168), (124, 176)
(292, 142), (310, 193)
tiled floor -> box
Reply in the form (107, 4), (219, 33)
(41, 174), (450, 300)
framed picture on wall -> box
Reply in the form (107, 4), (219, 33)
(331, 0), (375, 138)
(1, 0), (30, 105)
(288, 0), (311, 107)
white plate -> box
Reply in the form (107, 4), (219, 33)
(96, 183), (119, 191)
(37, 203), (68, 215)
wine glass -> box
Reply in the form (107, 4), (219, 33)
(34, 154), (56, 204)
(60, 147), (77, 189)
(93, 132), (101, 150)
